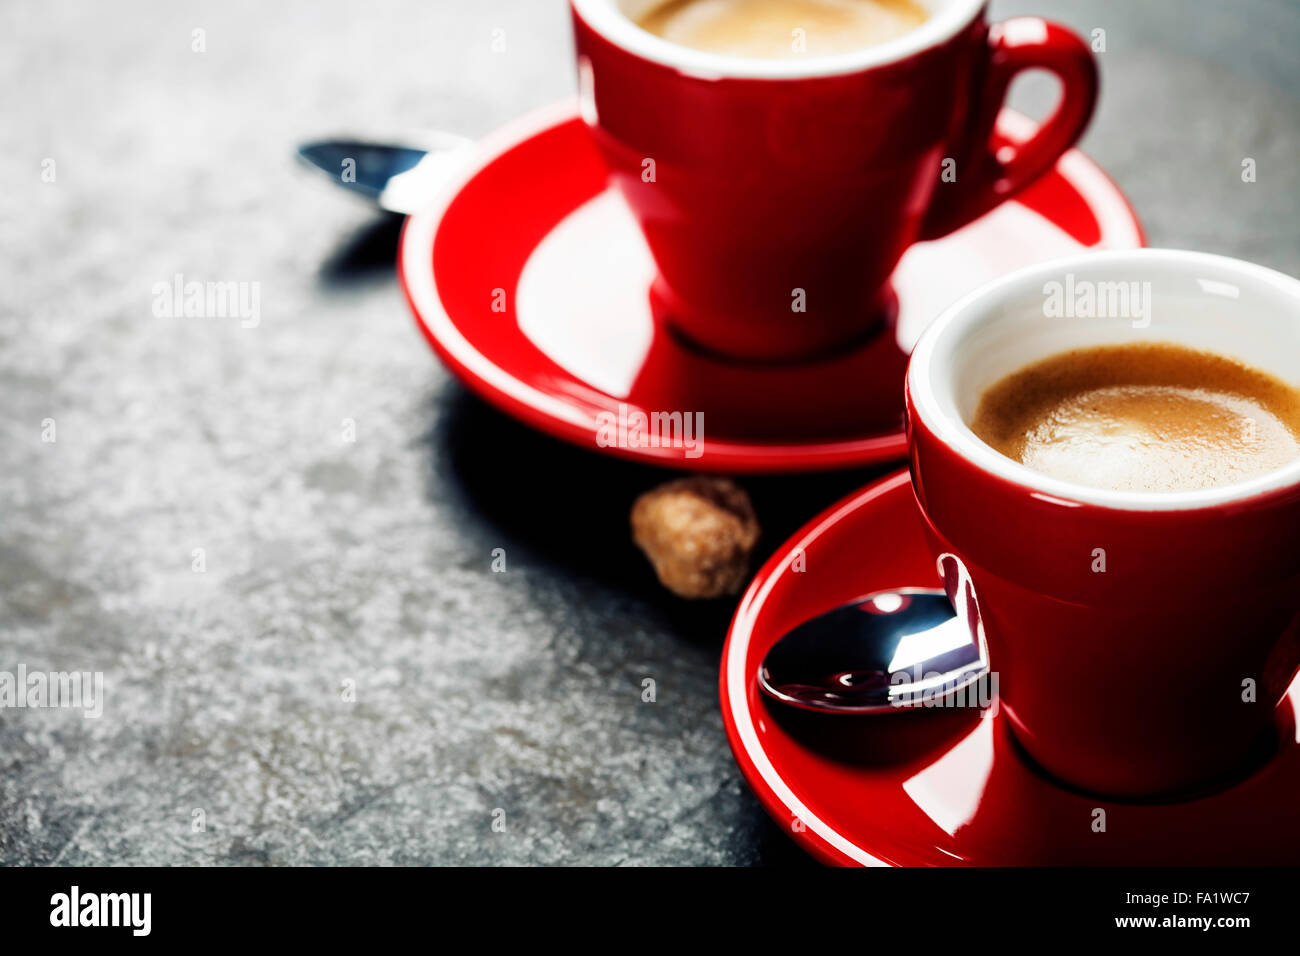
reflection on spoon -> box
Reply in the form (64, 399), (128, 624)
(758, 589), (987, 714)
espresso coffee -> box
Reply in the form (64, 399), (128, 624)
(970, 343), (1300, 492)
(635, 0), (929, 59)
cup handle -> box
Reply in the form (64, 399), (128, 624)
(918, 18), (1099, 240)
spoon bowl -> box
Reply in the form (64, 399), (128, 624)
(758, 588), (987, 714)
(296, 132), (473, 214)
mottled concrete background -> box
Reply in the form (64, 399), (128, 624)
(1, 0), (1296, 865)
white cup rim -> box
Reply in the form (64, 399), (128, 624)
(908, 248), (1300, 512)
(570, 0), (986, 80)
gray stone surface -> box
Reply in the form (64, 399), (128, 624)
(1, 0), (1296, 866)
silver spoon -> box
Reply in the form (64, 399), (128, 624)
(758, 589), (987, 714)
(295, 132), (474, 215)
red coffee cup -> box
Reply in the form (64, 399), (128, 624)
(906, 249), (1300, 799)
(570, 0), (1098, 361)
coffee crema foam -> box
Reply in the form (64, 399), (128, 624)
(969, 343), (1300, 493)
(635, 0), (929, 60)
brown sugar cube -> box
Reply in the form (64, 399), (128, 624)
(630, 476), (760, 599)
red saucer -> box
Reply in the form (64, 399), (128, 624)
(721, 470), (1300, 865)
(399, 101), (1144, 473)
